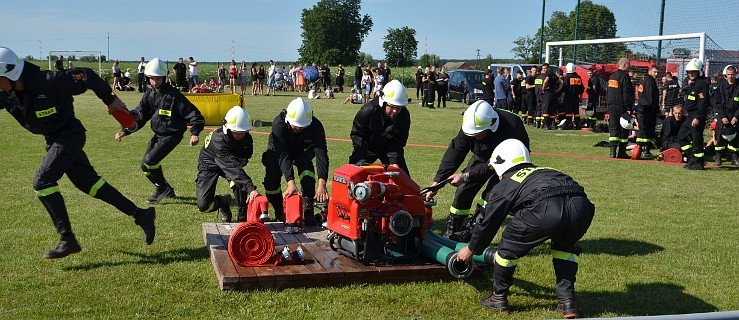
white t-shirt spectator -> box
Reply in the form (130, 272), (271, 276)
(268, 65), (276, 77)
(374, 75), (384, 94)
(189, 61), (198, 76)
(308, 89), (319, 99)
(137, 61), (147, 74)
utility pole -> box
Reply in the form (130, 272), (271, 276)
(656, 0), (666, 67)
(38, 40), (43, 60)
(476, 49), (481, 69)
(107, 32), (110, 61)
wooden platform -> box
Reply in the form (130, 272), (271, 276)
(202, 222), (458, 291)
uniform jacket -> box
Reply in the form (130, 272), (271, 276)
(467, 164), (586, 254)
(350, 97), (411, 163)
(637, 75), (659, 113)
(198, 128), (256, 193)
(664, 79), (681, 106)
(481, 75), (495, 101)
(660, 116), (688, 148)
(0, 63), (115, 136)
(586, 75), (602, 100)
(126, 82), (204, 136)
(606, 69), (634, 112)
(268, 110), (329, 181)
(716, 80), (739, 120)
(683, 76), (710, 121)
(433, 110), (529, 182)
(562, 73), (584, 98)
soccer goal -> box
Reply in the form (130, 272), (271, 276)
(48, 50), (103, 75)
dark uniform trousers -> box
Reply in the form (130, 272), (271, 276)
(348, 149), (410, 177)
(608, 106), (629, 148)
(543, 91), (558, 124)
(141, 134), (183, 189)
(526, 93), (537, 123)
(138, 72), (146, 92)
(35, 129), (138, 237)
(451, 155), (499, 215)
(494, 195), (595, 300)
(261, 150), (317, 219)
(677, 114), (705, 161)
(636, 108), (657, 148)
(714, 122), (739, 156)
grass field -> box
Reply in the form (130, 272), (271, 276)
(0, 88), (737, 319)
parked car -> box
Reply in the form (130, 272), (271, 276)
(447, 70), (485, 105)
(488, 63), (539, 77)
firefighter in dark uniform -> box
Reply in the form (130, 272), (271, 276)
(510, 71), (524, 115)
(425, 66), (437, 108)
(0, 47), (155, 259)
(423, 101), (530, 241)
(584, 68), (602, 128)
(534, 64), (548, 128)
(662, 72), (681, 116)
(635, 67), (660, 159)
(196, 107), (260, 223)
(524, 66), (539, 126)
(541, 63), (563, 129)
(678, 58), (711, 170)
(350, 80), (412, 175)
(115, 58), (205, 203)
(262, 98), (329, 226)
(606, 58), (634, 158)
(414, 66), (424, 99)
(658, 105), (689, 151)
(714, 65), (739, 166)
(561, 63), (584, 129)
(457, 139), (594, 319)
(481, 68), (495, 106)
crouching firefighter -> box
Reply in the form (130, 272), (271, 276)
(262, 98), (329, 226)
(196, 107), (260, 222)
(714, 65), (739, 166)
(349, 79), (412, 175)
(115, 58), (205, 204)
(423, 101), (529, 242)
(0, 47), (155, 259)
(456, 139), (595, 319)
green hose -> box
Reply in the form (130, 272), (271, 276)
(420, 238), (475, 279)
(425, 229), (496, 265)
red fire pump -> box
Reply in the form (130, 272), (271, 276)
(326, 164), (431, 265)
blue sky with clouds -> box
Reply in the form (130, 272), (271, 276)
(3, 0), (734, 63)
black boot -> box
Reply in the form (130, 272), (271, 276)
(146, 184), (175, 204)
(217, 194), (232, 223)
(303, 197), (316, 227)
(617, 143), (630, 159)
(43, 233), (82, 259)
(443, 213), (468, 238)
(266, 193), (284, 222)
(731, 153), (739, 166)
(609, 146), (617, 159)
(714, 151), (723, 166)
(236, 206), (246, 223)
(557, 299), (580, 319)
(480, 292), (509, 314)
(134, 207), (156, 245)
(640, 146), (655, 160)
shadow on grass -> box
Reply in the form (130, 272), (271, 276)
(158, 195), (198, 206)
(63, 246), (208, 271)
(525, 238), (664, 257)
(512, 279), (717, 316)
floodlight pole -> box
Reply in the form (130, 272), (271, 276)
(538, 0), (546, 64)
(572, 0), (581, 64)
(656, 0), (666, 67)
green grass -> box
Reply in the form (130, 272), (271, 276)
(1, 89), (737, 319)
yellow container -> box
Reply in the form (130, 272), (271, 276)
(183, 93), (243, 126)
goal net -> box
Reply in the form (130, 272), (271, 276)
(545, 33), (739, 112)
(48, 50), (103, 75)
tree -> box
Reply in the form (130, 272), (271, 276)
(298, 0), (373, 65)
(357, 52), (373, 67)
(418, 53), (441, 68)
(514, 0), (626, 64)
(382, 27), (418, 67)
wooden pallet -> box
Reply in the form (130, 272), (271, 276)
(202, 222), (459, 291)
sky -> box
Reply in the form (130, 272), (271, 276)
(2, 0), (735, 63)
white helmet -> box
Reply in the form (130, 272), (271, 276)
(144, 58), (167, 77)
(223, 106), (252, 132)
(620, 113), (635, 130)
(462, 100), (499, 136)
(490, 139), (531, 175)
(285, 97), (313, 127)
(721, 125), (737, 142)
(566, 63), (575, 73)
(723, 65), (735, 75)
(0, 47), (24, 81)
(379, 80), (410, 107)
(685, 58), (703, 72)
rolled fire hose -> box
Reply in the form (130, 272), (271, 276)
(228, 221), (310, 267)
(425, 230), (496, 265)
(420, 239), (475, 279)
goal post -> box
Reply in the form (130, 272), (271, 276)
(545, 32), (707, 65)
(48, 50), (102, 75)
